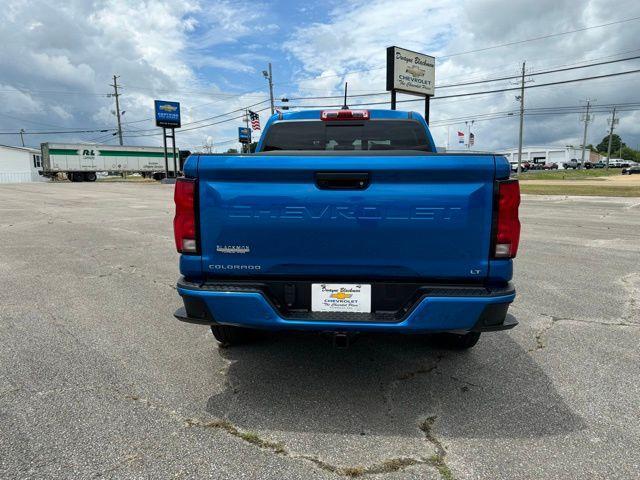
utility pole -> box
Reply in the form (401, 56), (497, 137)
(516, 61), (526, 175)
(446, 125), (450, 151)
(19, 128), (25, 147)
(110, 75), (123, 146)
(263, 63), (275, 115)
(580, 99), (594, 169)
(605, 106), (618, 169)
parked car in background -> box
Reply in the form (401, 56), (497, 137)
(543, 162), (558, 170)
(607, 160), (630, 168)
(622, 166), (640, 175)
(563, 159), (593, 169)
(529, 162), (545, 170)
(593, 161), (606, 168)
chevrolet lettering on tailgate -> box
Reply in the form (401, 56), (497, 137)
(173, 108), (520, 349)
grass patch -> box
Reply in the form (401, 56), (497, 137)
(519, 169), (622, 180)
(520, 184), (640, 197)
(342, 466), (366, 477)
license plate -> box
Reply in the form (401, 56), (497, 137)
(311, 283), (371, 313)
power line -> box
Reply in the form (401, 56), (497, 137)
(0, 128), (113, 135)
(438, 16), (640, 59)
(119, 84), (268, 99)
(122, 106), (272, 138)
(436, 54), (640, 89)
(274, 16), (640, 85)
(0, 89), (110, 96)
(284, 68), (640, 108)
(284, 55), (640, 103)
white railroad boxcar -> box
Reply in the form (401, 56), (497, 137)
(41, 143), (180, 181)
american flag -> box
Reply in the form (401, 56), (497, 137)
(457, 131), (464, 144)
(249, 110), (260, 130)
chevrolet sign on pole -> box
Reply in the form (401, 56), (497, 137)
(154, 100), (181, 128)
(154, 100), (181, 179)
(386, 46), (435, 122)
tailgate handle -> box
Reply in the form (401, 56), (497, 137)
(315, 172), (370, 190)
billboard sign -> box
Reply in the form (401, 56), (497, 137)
(386, 46), (435, 96)
(238, 127), (251, 144)
(154, 100), (181, 128)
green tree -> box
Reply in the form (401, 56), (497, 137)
(620, 146), (638, 161)
(596, 134), (624, 153)
(225, 148), (239, 154)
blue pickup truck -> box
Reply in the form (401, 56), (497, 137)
(173, 109), (520, 349)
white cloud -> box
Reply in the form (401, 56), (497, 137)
(1, 0), (638, 154)
(283, 0), (640, 151)
(0, 0), (271, 151)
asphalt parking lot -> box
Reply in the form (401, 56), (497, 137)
(1, 183), (639, 479)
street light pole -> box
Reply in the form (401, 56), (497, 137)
(516, 61), (526, 175)
(19, 128), (25, 147)
(263, 63), (275, 115)
(605, 106), (617, 169)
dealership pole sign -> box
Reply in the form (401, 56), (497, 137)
(238, 127), (251, 144)
(154, 100), (181, 128)
(154, 100), (181, 179)
(386, 46), (435, 122)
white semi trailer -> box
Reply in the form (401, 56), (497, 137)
(40, 143), (180, 182)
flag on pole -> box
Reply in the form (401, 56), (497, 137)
(469, 132), (475, 147)
(249, 110), (261, 130)
(457, 131), (464, 144)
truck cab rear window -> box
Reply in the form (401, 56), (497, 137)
(262, 120), (432, 152)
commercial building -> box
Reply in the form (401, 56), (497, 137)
(0, 144), (46, 183)
(497, 146), (603, 169)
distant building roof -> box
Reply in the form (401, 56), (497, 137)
(0, 144), (40, 154)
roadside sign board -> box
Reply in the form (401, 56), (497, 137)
(386, 46), (435, 96)
(238, 127), (251, 144)
(154, 100), (181, 128)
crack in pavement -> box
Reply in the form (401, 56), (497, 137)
(419, 417), (455, 480)
(381, 355), (443, 420)
(620, 273), (640, 323)
(124, 393), (455, 479)
(529, 312), (640, 353)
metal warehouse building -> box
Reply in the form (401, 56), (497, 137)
(0, 144), (47, 183)
(496, 146), (603, 169)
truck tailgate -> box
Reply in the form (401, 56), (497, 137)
(197, 154), (496, 281)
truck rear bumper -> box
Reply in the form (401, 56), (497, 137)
(175, 277), (517, 334)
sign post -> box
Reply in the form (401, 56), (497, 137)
(386, 46), (435, 123)
(154, 100), (181, 179)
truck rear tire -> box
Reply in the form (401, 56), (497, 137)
(84, 172), (97, 182)
(210, 325), (258, 346)
(68, 172), (81, 182)
(432, 331), (481, 350)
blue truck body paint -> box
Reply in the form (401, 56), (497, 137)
(175, 109), (518, 335)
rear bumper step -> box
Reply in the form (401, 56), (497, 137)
(174, 277), (517, 334)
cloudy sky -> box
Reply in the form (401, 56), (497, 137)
(1, 0), (639, 152)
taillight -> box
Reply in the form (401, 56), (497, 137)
(321, 110), (370, 121)
(493, 180), (521, 258)
(174, 177), (197, 254)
